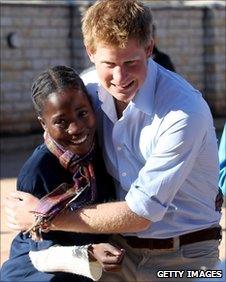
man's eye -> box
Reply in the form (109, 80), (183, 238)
(126, 61), (137, 66)
(104, 62), (115, 68)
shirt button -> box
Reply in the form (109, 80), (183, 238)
(117, 146), (122, 151)
(122, 172), (127, 177)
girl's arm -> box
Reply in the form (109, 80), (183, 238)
(29, 244), (102, 281)
(29, 243), (125, 281)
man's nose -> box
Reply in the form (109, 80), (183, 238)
(112, 66), (127, 85)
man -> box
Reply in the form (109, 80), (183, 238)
(6, 1), (223, 281)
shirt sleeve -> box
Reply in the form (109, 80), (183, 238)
(17, 170), (45, 198)
(125, 111), (208, 222)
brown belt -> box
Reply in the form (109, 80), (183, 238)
(124, 227), (222, 250)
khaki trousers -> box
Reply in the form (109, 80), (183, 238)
(100, 234), (222, 282)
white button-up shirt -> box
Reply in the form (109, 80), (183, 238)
(82, 59), (221, 238)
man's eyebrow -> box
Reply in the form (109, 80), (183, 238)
(101, 57), (139, 64)
(101, 60), (114, 64)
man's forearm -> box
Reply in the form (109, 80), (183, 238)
(51, 201), (151, 233)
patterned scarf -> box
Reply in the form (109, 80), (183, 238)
(44, 131), (97, 209)
(26, 132), (97, 240)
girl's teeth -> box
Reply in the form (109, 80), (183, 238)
(72, 135), (87, 144)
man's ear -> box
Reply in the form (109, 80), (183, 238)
(85, 46), (95, 63)
(145, 38), (154, 58)
(38, 116), (47, 131)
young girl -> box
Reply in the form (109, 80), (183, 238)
(1, 66), (124, 282)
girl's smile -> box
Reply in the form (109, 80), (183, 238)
(39, 88), (96, 156)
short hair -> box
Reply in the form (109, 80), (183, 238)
(82, 0), (153, 53)
(31, 65), (89, 116)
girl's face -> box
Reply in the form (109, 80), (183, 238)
(39, 88), (96, 156)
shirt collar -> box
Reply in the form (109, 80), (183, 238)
(98, 85), (118, 123)
(133, 58), (157, 116)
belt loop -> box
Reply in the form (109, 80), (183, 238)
(219, 228), (222, 243)
(173, 236), (180, 250)
(148, 239), (152, 249)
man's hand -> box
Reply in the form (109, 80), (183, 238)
(5, 191), (39, 231)
(88, 243), (125, 272)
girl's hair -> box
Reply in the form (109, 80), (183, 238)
(31, 65), (89, 116)
(82, 0), (153, 53)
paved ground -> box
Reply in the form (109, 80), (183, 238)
(1, 140), (225, 269)
(1, 148), (35, 266)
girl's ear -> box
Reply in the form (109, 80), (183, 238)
(38, 116), (47, 131)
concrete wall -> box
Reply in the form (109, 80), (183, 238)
(151, 5), (226, 117)
(203, 6), (226, 116)
(1, 2), (89, 135)
(1, 2), (225, 135)
(152, 7), (204, 91)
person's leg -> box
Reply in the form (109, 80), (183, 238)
(100, 235), (221, 282)
(179, 239), (220, 269)
(137, 239), (221, 282)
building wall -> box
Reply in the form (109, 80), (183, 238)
(1, 2), (89, 135)
(152, 7), (204, 91)
(204, 7), (226, 116)
(1, 2), (225, 135)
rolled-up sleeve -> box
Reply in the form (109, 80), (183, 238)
(125, 112), (207, 222)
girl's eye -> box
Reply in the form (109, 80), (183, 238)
(79, 110), (88, 118)
(55, 119), (67, 127)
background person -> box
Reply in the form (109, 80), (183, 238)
(152, 24), (176, 72)
(218, 123), (226, 196)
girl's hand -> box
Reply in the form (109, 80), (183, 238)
(88, 243), (125, 272)
(5, 191), (39, 231)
